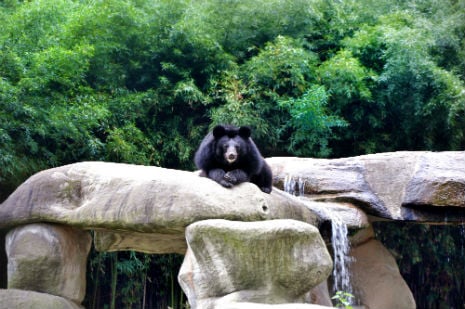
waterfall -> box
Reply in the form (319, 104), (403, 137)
(283, 175), (353, 296)
(284, 175), (298, 196)
(329, 212), (353, 295)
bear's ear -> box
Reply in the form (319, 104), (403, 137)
(238, 126), (251, 138)
(212, 125), (226, 139)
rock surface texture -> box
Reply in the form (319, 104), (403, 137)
(0, 151), (462, 308)
(350, 239), (416, 309)
(0, 162), (318, 254)
(267, 151), (465, 222)
(0, 289), (83, 309)
(6, 224), (91, 304)
(178, 219), (333, 309)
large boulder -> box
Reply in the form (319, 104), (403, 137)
(6, 224), (91, 304)
(0, 162), (318, 254)
(267, 151), (465, 222)
(178, 219), (333, 309)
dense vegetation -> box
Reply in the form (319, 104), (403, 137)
(1, 0), (464, 308)
(375, 222), (465, 308)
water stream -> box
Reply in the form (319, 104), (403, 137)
(283, 175), (353, 296)
(329, 211), (353, 295)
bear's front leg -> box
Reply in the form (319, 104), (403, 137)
(208, 169), (234, 188)
(224, 169), (249, 185)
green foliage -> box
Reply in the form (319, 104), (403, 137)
(374, 222), (465, 308)
(328, 6), (465, 155)
(319, 50), (374, 103)
(210, 36), (325, 150)
(279, 85), (347, 157)
(2, 0), (463, 191)
(181, 0), (320, 59)
(106, 125), (153, 165)
(242, 36), (318, 96)
(85, 249), (186, 309)
(373, 13), (465, 150)
(318, 49), (383, 154)
(332, 291), (354, 309)
(21, 44), (93, 94)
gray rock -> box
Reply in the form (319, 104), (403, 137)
(0, 162), (318, 254)
(0, 289), (83, 309)
(300, 199), (369, 229)
(349, 239), (416, 309)
(178, 219), (333, 309)
(6, 224), (91, 304)
(94, 229), (188, 254)
(403, 152), (465, 207)
(0, 153), (449, 308)
(349, 225), (375, 247)
(267, 151), (465, 222)
(305, 281), (333, 307)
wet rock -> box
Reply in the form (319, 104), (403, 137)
(301, 199), (369, 229)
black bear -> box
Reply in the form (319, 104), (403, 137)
(194, 124), (273, 194)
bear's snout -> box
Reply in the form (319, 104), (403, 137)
(225, 144), (238, 163)
(226, 153), (237, 163)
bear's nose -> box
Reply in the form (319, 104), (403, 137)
(228, 153), (236, 160)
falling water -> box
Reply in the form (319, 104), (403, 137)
(283, 175), (353, 296)
(329, 212), (353, 295)
(283, 175), (305, 197)
(284, 175), (297, 195)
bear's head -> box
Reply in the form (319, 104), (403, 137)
(212, 125), (251, 165)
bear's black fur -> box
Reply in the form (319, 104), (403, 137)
(194, 124), (273, 193)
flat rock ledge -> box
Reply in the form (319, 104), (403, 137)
(268, 151), (465, 222)
(0, 161), (320, 254)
